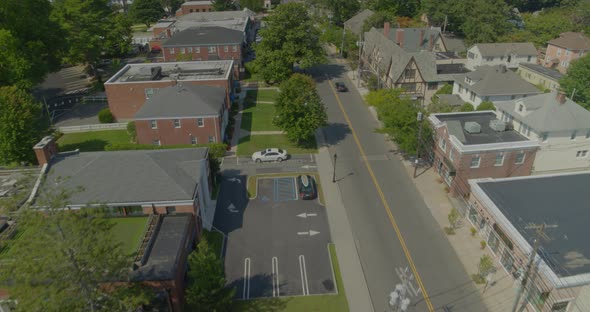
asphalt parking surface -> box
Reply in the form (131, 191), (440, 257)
(215, 173), (335, 299)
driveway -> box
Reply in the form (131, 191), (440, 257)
(215, 172), (335, 299)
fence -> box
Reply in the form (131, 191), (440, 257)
(58, 123), (127, 133)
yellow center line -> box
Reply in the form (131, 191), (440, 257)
(327, 80), (435, 312)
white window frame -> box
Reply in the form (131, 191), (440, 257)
(190, 135), (197, 145)
(470, 155), (481, 168)
(208, 135), (215, 143)
(515, 152), (526, 164)
(197, 118), (204, 127)
(153, 139), (161, 146)
(195, 47), (200, 53)
(557, 48), (562, 56)
(494, 153), (505, 166)
(180, 47), (185, 54)
(224, 45), (229, 52)
(169, 48), (175, 55)
(449, 148), (455, 162)
(232, 45), (238, 52)
(173, 119), (181, 128)
(188, 47), (193, 53)
(576, 150), (588, 158)
(150, 120), (157, 129)
(208, 46), (216, 53)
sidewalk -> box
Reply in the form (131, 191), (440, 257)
(315, 130), (374, 312)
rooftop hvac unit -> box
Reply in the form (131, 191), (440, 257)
(464, 121), (481, 134)
(489, 119), (506, 132)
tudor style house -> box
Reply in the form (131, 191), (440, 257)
(428, 111), (539, 196)
(465, 42), (537, 71)
(134, 84), (228, 146)
(544, 32), (590, 73)
(452, 65), (541, 108)
(494, 91), (590, 174)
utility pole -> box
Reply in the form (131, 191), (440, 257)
(443, 15), (448, 33)
(413, 112), (424, 178)
(571, 88), (577, 101)
(332, 153), (338, 183)
(511, 223), (546, 312)
(340, 27), (346, 58)
(357, 36), (363, 87)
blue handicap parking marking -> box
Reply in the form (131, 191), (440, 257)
(273, 177), (297, 202)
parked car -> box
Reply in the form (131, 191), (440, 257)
(251, 148), (288, 162)
(335, 82), (348, 92)
(297, 175), (317, 200)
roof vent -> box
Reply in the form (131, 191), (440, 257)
(489, 119), (506, 132)
(464, 121), (481, 134)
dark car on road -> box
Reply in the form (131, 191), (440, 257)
(335, 82), (348, 92)
(297, 175), (317, 200)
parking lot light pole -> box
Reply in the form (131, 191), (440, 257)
(413, 112), (424, 179)
(332, 153), (338, 183)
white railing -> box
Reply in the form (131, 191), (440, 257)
(58, 123), (127, 133)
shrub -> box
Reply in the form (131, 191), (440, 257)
(470, 227), (477, 236)
(98, 108), (114, 123)
(476, 101), (496, 111)
(448, 208), (460, 230)
(444, 226), (455, 235)
(126, 121), (136, 142)
(459, 103), (475, 112)
(480, 240), (487, 249)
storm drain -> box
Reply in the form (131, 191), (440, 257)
(274, 177), (297, 202)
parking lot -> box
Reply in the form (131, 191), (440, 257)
(215, 172), (335, 299)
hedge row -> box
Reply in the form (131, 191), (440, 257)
(104, 143), (227, 159)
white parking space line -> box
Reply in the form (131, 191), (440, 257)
(271, 257), (280, 297)
(243, 258), (251, 299)
(298, 255), (310, 295)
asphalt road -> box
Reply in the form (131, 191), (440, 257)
(311, 62), (488, 312)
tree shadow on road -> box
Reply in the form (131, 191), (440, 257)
(318, 122), (352, 147)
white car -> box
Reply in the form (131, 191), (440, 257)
(251, 148), (288, 162)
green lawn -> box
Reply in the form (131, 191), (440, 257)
(246, 89), (279, 102)
(57, 130), (131, 152)
(243, 63), (265, 82)
(233, 244), (349, 311)
(237, 134), (317, 156)
(111, 216), (149, 257)
(240, 102), (280, 132)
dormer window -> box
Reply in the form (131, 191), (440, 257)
(518, 104), (524, 112)
(465, 77), (472, 84)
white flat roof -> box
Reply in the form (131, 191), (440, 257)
(105, 60), (233, 84)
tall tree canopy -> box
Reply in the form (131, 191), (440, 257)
(461, 0), (512, 44)
(212, 0), (237, 11)
(560, 54), (590, 110)
(0, 0), (64, 88)
(274, 74), (327, 144)
(254, 3), (324, 83)
(366, 0), (419, 17)
(130, 0), (165, 28)
(160, 0), (183, 13)
(240, 0), (264, 12)
(0, 86), (48, 165)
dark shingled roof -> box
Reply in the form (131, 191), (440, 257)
(343, 9), (374, 36)
(134, 84), (225, 119)
(163, 26), (243, 47)
(130, 214), (193, 281)
(477, 172), (590, 277)
(433, 111), (529, 145)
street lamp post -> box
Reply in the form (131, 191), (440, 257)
(332, 153), (338, 183)
(413, 111), (424, 179)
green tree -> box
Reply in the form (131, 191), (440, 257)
(560, 54), (590, 110)
(161, 0), (183, 13)
(500, 8), (574, 46)
(362, 11), (397, 33)
(477, 101), (496, 111)
(365, 88), (430, 155)
(241, 0), (264, 12)
(185, 238), (235, 311)
(0, 0), (64, 87)
(459, 102), (475, 112)
(420, 0), (468, 32)
(254, 3), (325, 83)
(0, 86), (48, 165)
(131, 0), (165, 28)
(367, 0), (418, 17)
(212, 0), (237, 11)
(274, 74), (328, 144)
(103, 14), (134, 58)
(1, 186), (152, 311)
(461, 0), (512, 44)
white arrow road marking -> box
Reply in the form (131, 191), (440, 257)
(228, 177), (242, 183)
(297, 212), (318, 218)
(297, 231), (309, 236)
(272, 257), (280, 297)
(301, 165), (317, 169)
(228, 203), (239, 213)
(395, 266), (422, 297)
(297, 230), (320, 236)
(299, 255), (310, 295)
(243, 258), (251, 299)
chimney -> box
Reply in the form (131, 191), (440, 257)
(419, 29), (425, 47)
(384, 22), (391, 38)
(396, 29), (404, 48)
(166, 28), (172, 38)
(33, 136), (57, 167)
(556, 90), (567, 104)
(429, 34), (434, 51)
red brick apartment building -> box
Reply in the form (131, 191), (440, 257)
(134, 84), (228, 145)
(428, 111), (539, 196)
(175, 0), (213, 16)
(104, 60), (235, 120)
(544, 32), (590, 74)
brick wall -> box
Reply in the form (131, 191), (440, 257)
(177, 3), (213, 16)
(162, 45), (242, 69)
(135, 116), (222, 145)
(544, 44), (582, 74)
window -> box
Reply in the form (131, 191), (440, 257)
(515, 152), (525, 164)
(486, 57), (493, 61)
(195, 47), (200, 53)
(404, 69), (416, 79)
(527, 56), (532, 62)
(174, 119), (181, 128)
(208, 46), (216, 53)
(403, 83), (417, 92)
(495, 153), (504, 166)
(468, 52), (475, 59)
(190, 135), (197, 145)
(449, 148), (455, 161)
(469, 91), (476, 101)
(551, 301), (569, 312)
(465, 77), (472, 84)
(208, 135), (215, 143)
(232, 45), (238, 52)
(586, 130), (590, 139)
(571, 131), (577, 140)
(483, 96), (489, 101)
(145, 88), (155, 99)
(188, 47), (193, 53)
(197, 118), (204, 127)
(518, 104), (524, 112)
(428, 82), (438, 90)
(180, 47), (185, 54)
(566, 49), (570, 56)
(557, 48), (562, 56)
(152, 139), (161, 146)
(169, 48), (175, 54)
(439, 137), (446, 152)
(576, 150), (588, 158)
(165, 206), (176, 214)
(542, 132), (548, 142)
(458, 85), (464, 93)
(150, 120), (157, 129)
(224, 45), (229, 52)
(470, 156), (481, 168)
(500, 56), (504, 61)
